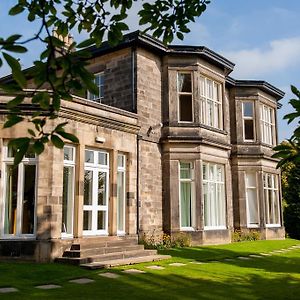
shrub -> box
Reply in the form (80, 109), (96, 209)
(232, 229), (261, 242)
(140, 231), (191, 249)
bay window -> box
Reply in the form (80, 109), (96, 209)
(178, 72), (193, 122)
(264, 173), (280, 226)
(202, 162), (226, 229)
(179, 162), (195, 229)
(200, 76), (223, 129)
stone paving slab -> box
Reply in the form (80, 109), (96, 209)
(249, 255), (263, 258)
(224, 258), (235, 262)
(146, 265), (165, 270)
(0, 287), (18, 293)
(99, 272), (120, 279)
(190, 261), (205, 264)
(123, 269), (146, 274)
(237, 257), (251, 260)
(35, 284), (61, 290)
(260, 253), (271, 256)
(69, 278), (95, 284)
(169, 263), (186, 267)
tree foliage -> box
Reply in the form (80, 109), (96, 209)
(281, 161), (300, 239)
(0, 0), (211, 164)
(273, 85), (300, 167)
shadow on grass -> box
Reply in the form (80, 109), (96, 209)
(3, 266), (299, 300)
(158, 246), (300, 274)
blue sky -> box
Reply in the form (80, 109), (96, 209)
(0, 0), (299, 141)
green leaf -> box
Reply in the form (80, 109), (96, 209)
(3, 115), (24, 128)
(77, 38), (95, 49)
(8, 137), (30, 165)
(33, 140), (44, 155)
(2, 52), (27, 88)
(57, 131), (79, 143)
(9, 4), (25, 16)
(7, 95), (25, 109)
(3, 45), (27, 53)
(27, 129), (36, 137)
(51, 134), (65, 148)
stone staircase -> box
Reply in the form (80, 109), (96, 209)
(56, 236), (170, 269)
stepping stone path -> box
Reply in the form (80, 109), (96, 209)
(36, 284), (61, 290)
(169, 263), (186, 267)
(237, 257), (251, 260)
(146, 265), (165, 270)
(0, 287), (18, 294)
(123, 269), (146, 274)
(99, 272), (120, 279)
(69, 278), (95, 284)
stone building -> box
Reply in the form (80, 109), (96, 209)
(0, 31), (285, 263)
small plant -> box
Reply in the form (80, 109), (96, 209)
(232, 229), (261, 242)
(140, 231), (191, 249)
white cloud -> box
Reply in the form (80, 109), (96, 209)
(223, 37), (300, 78)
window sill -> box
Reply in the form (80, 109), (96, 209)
(0, 236), (36, 240)
(180, 227), (195, 232)
(266, 224), (281, 228)
(204, 226), (227, 231)
(247, 224), (260, 228)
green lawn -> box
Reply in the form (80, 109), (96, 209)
(1, 239), (300, 299)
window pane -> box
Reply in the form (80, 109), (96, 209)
(97, 211), (106, 230)
(247, 189), (259, 224)
(64, 147), (74, 161)
(118, 154), (125, 168)
(84, 171), (93, 205)
(22, 165), (36, 234)
(243, 102), (253, 117)
(4, 165), (18, 235)
(98, 172), (107, 206)
(244, 119), (254, 140)
(178, 73), (192, 92)
(180, 182), (192, 227)
(207, 79), (213, 99)
(83, 211), (92, 230)
(98, 152), (108, 165)
(180, 163), (192, 179)
(179, 95), (193, 121)
(62, 166), (74, 234)
(85, 150), (94, 163)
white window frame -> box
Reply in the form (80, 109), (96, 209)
(117, 154), (126, 236)
(61, 146), (76, 238)
(177, 72), (194, 123)
(242, 101), (255, 142)
(200, 76), (223, 130)
(87, 72), (104, 102)
(260, 104), (275, 146)
(179, 161), (195, 231)
(1, 146), (37, 239)
(263, 173), (281, 227)
(245, 172), (259, 228)
(83, 149), (109, 236)
(202, 162), (226, 230)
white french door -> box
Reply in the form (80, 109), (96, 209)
(83, 150), (109, 236)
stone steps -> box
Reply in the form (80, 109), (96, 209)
(80, 254), (171, 270)
(63, 245), (145, 258)
(56, 236), (169, 268)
